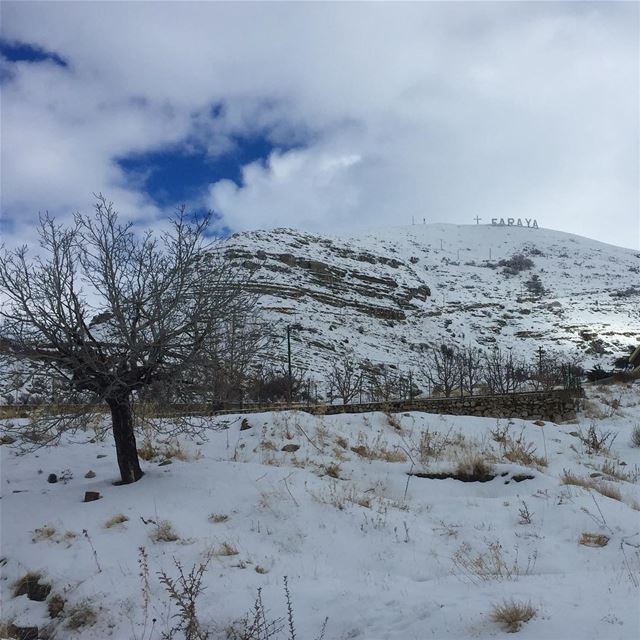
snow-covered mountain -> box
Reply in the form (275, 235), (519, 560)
(225, 223), (640, 376)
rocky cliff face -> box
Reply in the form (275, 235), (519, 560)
(224, 223), (640, 378)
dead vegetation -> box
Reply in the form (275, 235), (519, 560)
(104, 513), (129, 528)
(490, 599), (537, 632)
(561, 470), (622, 501)
(579, 532), (609, 547)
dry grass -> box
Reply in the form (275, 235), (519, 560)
(48, 593), (66, 618)
(208, 513), (229, 524)
(31, 525), (56, 542)
(561, 470), (622, 501)
(151, 519), (180, 543)
(385, 411), (402, 430)
(214, 542), (239, 556)
(452, 540), (536, 584)
(598, 459), (635, 482)
(490, 599), (537, 632)
(579, 532), (609, 547)
(336, 436), (349, 449)
(138, 437), (202, 462)
(350, 443), (406, 463)
(104, 513), (129, 528)
(66, 600), (97, 630)
(12, 571), (43, 598)
(631, 425), (640, 448)
(455, 452), (495, 480)
(324, 463), (341, 478)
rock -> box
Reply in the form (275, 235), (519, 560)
(96, 454), (107, 459)
(281, 444), (300, 453)
(240, 418), (252, 431)
(8, 624), (39, 640)
(28, 581), (51, 602)
(0, 434), (16, 445)
(158, 459), (172, 466)
(83, 491), (101, 502)
(47, 473), (58, 484)
(533, 420), (545, 426)
(84, 470), (96, 479)
(589, 472), (603, 478)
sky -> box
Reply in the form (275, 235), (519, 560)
(1, 1), (638, 249)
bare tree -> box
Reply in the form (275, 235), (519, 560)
(458, 345), (484, 396)
(483, 348), (528, 394)
(422, 344), (460, 397)
(325, 355), (363, 405)
(0, 196), (255, 483)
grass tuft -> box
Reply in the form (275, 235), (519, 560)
(490, 599), (537, 632)
(104, 513), (129, 528)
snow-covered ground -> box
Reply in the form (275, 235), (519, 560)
(2, 383), (639, 639)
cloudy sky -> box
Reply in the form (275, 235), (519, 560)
(1, 1), (638, 248)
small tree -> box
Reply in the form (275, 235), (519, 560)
(0, 196), (254, 484)
(325, 355), (363, 405)
(422, 344), (459, 398)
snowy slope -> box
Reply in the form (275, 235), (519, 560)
(225, 223), (640, 379)
(2, 383), (639, 639)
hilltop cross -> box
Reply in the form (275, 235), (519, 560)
(474, 216), (482, 224)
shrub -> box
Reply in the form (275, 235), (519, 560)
(490, 599), (537, 632)
(158, 553), (212, 640)
(104, 513), (129, 528)
(631, 425), (640, 448)
(214, 542), (239, 556)
(151, 519), (180, 543)
(579, 532), (609, 547)
(47, 593), (66, 618)
(455, 453), (494, 481)
(66, 600), (97, 630)
(324, 463), (341, 478)
(576, 424), (617, 455)
(498, 253), (534, 275)
(208, 513), (229, 524)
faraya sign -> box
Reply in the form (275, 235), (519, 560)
(492, 218), (539, 228)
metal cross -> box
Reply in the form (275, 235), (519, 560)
(474, 216), (482, 224)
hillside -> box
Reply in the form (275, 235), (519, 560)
(225, 223), (640, 380)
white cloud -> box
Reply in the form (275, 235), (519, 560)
(1, 1), (638, 247)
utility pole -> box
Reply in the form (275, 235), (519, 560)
(287, 325), (292, 403)
(537, 346), (544, 379)
(474, 216), (482, 224)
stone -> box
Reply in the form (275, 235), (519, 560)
(83, 491), (101, 502)
(158, 459), (172, 466)
(589, 472), (603, 478)
(96, 454), (107, 459)
(281, 444), (300, 453)
(533, 420), (545, 426)
(240, 418), (252, 431)
(0, 434), (16, 445)
(28, 581), (51, 602)
(84, 470), (96, 479)
(47, 473), (58, 484)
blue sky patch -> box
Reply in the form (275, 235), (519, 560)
(116, 135), (298, 208)
(0, 39), (68, 67)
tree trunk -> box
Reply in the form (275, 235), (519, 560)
(107, 395), (144, 484)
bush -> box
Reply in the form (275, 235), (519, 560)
(490, 599), (537, 632)
(66, 600), (97, 630)
(498, 254), (534, 275)
(631, 425), (640, 448)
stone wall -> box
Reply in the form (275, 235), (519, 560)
(312, 389), (582, 422)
